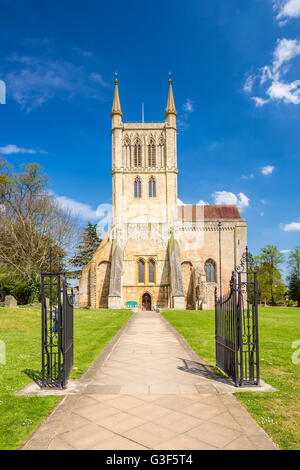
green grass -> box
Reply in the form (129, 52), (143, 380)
(162, 307), (300, 450)
(0, 306), (132, 450)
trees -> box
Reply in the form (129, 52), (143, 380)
(0, 158), (78, 303)
(69, 222), (102, 277)
(255, 245), (285, 305)
(288, 273), (300, 307)
(288, 246), (300, 279)
(288, 246), (300, 306)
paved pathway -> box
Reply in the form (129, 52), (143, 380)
(23, 311), (276, 450)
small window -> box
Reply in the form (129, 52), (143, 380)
(205, 259), (216, 282)
(149, 176), (156, 198)
(134, 142), (142, 167)
(134, 177), (142, 198)
(148, 259), (155, 283)
(148, 141), (156, 167)
(138, 259), (145, 283)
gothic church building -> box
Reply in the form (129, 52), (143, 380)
(79, 79), (247, 310)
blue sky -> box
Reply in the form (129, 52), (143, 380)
(0, 0), (300, 270)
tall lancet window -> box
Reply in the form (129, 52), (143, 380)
(148, 259), (155, 283)
(134, 176), (142, 198)
(158, 139), (165, 167)
(124, 141), (130, 168)
(148, 140), (156, 167)
(138, 259), (145, 284)
(149, 176), (156, 197)
(134, 142), (142, 167)
(205, 259), (216, 282)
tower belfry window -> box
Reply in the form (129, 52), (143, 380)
(134, 177), (142, 198)
(149, 176), (156, 197)
(134, 142), (142, 167)
(148, 141), (156, 167)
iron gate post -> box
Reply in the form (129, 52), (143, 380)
(254, 271), (260, 385)
(237, 271), (243, 386)
(233, 273), (239, 386)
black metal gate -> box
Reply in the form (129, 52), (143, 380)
(41, 273), (74, 388)
(215, 248), (260, 386)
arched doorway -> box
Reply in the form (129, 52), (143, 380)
(142, 293), (151, 311)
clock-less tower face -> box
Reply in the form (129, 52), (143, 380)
(111, 79), (178, 230)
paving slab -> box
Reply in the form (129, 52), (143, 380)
(22, 311), (277, 450)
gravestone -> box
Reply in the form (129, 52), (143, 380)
(4, 295), (18, 308)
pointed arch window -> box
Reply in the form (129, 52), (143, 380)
(134, 142), (142, 167)
(205, 259), (216, 282)
(123, 139), (131, 167)
(158, 138), (165, 168)
(134, 177), (142, 198)
(149, 176), (156, 198)
(138, 259), (145, 284)
(148, 259), (156, 284)
(148, 140), (156, 167)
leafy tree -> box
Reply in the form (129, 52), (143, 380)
(287, 246), (300, 307)
(0, 158), (78, 303)
(247, 251), (259, 271)
(256, 245), (285, 305)
(288, 273), (300, 307)
(288, 246), (300, 279)
(69, 222), (102, 277)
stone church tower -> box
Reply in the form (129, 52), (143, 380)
(79, 79), (247, 310)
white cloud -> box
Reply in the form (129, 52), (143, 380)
(260, 66), (273, 85)
(275, 0), (300, 23)
(182, 99), (194, 112)
(283, 221), (300, 230)
(280, 249), (291, 253)
(261, 165), (275, 175)
(5, 55), (108, 111)
(55, 195), (98, 219)
(90, 72), (109, 87)
(196, 200), (209, 205)
(251, 96), (270, 107)
(244, 75), (256, 93)
(55, 195), (113, 235)
(212, 190), (249, 212)
(245, 38), (300, 106)
(267, 79), (300, 104)
(0, 144), (40, 155)
(273, 38), (300, 71)
(241, 173), (255, 179)
(178, 99), (194, 130)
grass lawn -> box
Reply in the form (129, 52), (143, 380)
(0, 306), (132, 450)
(163, 307), (300, 450)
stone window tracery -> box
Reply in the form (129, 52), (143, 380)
(205, 259), (216, 282)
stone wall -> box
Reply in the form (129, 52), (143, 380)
(178, 219), (247, 308)
(79, 234), (112, 307)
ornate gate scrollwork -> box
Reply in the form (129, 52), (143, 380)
(215, 247), (260, 386)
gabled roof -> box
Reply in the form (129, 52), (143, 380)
(178, 205), (242, 221)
